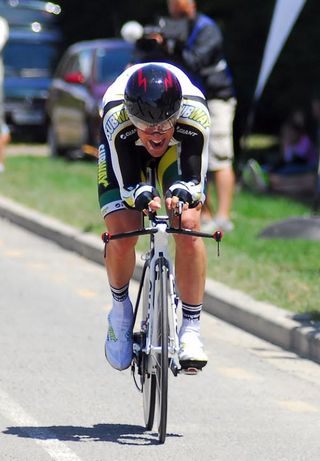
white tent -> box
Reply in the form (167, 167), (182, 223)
(254, 0), (307, 102)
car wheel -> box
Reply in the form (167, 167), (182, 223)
(47, 122), (65, 158)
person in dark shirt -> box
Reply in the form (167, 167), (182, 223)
(164, 0), (237, 232)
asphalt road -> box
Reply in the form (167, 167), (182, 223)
(1, 217), (320, 461)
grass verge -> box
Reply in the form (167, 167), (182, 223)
(1, 154), (319, 316)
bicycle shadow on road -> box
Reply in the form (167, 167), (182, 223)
(3, 423), (183, 446)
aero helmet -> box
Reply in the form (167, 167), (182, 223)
(124, 63), (182, 130)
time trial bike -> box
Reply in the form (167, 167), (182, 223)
(102, 173), (222, 444)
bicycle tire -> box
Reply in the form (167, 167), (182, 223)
(155, 259), (169, 443)
(142, 264), (156, 430)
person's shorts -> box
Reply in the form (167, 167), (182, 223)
(207, 97), (236, 171)
(0, 123), (10, 136)
(98, 144), (190, 218)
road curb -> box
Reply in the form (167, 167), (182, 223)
(1, 195), (319, 364)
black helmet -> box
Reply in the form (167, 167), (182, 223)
(124, 64), (182, 130)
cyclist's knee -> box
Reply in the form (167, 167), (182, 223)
(180, 208), (201, 231)
(109, 236), (138, 254)
(105, 209), (141, 233)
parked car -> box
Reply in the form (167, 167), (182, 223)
(46, 38), (134, 159)
(3, 27), (62, 140)
(1, 0), (62, 140)
(0, 0), (61, 26)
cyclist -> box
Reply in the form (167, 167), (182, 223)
(99, 62), (210, 371)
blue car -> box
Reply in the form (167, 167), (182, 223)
(3, 26), (62, 140)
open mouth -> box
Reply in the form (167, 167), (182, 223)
(149, 139), (165, 149)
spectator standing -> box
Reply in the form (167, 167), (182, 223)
(0, 16), (10, 173)
(165, 0), (237, 231)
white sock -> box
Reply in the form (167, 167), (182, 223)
(181, 319), (200, 334)
(181, 302), (202, 334)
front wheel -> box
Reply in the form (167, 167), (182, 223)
(143, 371), (156, 430)
(142, 265), (156, 430)
(155, 260), (169, 444)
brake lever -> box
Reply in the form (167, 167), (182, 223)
(146, 207), (157, 223)
(173, 201), (184, 228)
(213, 230), (223, 257)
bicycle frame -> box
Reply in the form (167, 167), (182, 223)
(102, 208), (222, 443)
(142, 215), (180, 376)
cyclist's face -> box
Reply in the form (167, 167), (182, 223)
(137, 126), (174, 157)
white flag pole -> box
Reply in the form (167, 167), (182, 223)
(242, 0), (307, 150)
(254, 0), (307, 101)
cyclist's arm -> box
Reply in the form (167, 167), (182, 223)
(168, 97), (210, 208)
(100, 101), (160, 211)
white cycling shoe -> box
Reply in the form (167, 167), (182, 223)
(105, 310), (133, 371)
(178, 327), (208, 370)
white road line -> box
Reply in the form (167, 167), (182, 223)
(0, 388), (83, 461)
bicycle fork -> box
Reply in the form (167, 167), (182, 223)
(132, 222), (181, 389)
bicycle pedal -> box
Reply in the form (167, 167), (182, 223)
(179, 359), (207, 371)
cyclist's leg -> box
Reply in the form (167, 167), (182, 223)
(157, 146), (207, 305)
(102, 208), (142, 370)
(98, 142), (142, 369)
(157, 150), (208, 366)
(173, 207), (206, 304)
(173, 208), (208, 367)
(104, 209), (141, 287)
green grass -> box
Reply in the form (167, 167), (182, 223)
(1, 154), (320, 316)
(1, 156), (104, 234)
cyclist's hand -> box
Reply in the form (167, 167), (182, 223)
(146, 196), (161, 214)
(165, 181), (202, 210)
(122, 183), (160, 212)
(165, 195), (189, 211)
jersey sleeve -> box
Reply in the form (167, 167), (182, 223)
(174, 95), (210, 191)
(99, 100), (143, 200)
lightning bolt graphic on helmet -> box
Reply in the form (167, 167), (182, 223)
(137, 69), (147, 91)
(164, 70), (173, 91)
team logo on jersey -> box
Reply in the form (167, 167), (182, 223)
(120, 128), (136, 140)
(104, 108), (130, 140)
(176, 126), (198, 136)
(98, 144), (108, 187)
(180, 104), (210, 128)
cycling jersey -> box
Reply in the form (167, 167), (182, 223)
(98, 62), (210, 217)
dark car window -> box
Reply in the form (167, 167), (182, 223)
(95, 47), (132, 83)
(63, 54), (80, 74)
(58, 49), (93, 81)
